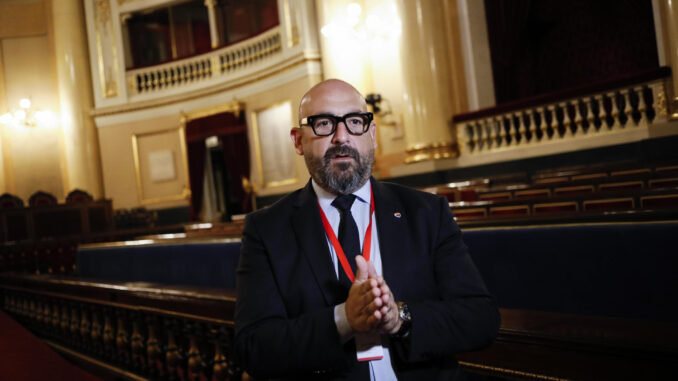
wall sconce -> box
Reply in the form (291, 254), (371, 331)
(0, 98), (58, 128)
(366, 92), (403, 139)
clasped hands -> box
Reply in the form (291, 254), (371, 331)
(345, 256), (401, 335)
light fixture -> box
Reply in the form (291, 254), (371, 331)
(0, 98), (58, 128)
(321, 2), (401, 42)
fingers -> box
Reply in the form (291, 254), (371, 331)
(367, 258), (378, 279)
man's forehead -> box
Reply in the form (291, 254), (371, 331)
(299, 80), (366, 117)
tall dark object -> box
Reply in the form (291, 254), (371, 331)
(185, 112), (251, 221)
(484, 0), (659, 104)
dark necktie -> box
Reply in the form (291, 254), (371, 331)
(332, 194), (360, 289)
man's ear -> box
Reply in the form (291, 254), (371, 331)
(290, 127), (304, 155)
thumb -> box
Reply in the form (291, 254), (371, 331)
(355, 255), (368, 282)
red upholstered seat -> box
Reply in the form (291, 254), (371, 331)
(0, 193), (24, 209)
(66, 189), (94, 204)
(28, 191), (57, 207)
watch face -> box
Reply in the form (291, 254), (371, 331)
(399, 302), (411, 322)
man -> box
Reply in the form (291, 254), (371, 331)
(235, 79), (499, 380)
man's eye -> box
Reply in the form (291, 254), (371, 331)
(347, 117), (363, 125)
(314, 119), (332, 128)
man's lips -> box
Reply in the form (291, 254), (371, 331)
(325, 145), (359, 164)
(330, 156), (355, 163)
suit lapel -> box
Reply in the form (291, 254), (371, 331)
(371, 178), (410, 299)
(292, 180), (346, 306)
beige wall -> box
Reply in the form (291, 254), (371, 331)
(244, 75), (322, 197)
(97, 74), (322, 210)
(0, 0), (65, 201)
(98, 113), (188, 210)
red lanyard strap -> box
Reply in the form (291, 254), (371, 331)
(318, 188), (375, 283)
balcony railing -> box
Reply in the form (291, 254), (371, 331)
(455, 67), (672, 156)
(126, 27), (282, 96)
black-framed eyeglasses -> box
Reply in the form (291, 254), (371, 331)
(300, 112), (373, 136)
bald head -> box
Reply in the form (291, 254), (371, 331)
(298, 79), (367, 124)
(291, 79), (376, 194)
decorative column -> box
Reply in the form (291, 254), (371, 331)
(53, 0), (103, 198)
(397, 0), (457, 163)
(658, 0), (678, 118)
(205, 0), (220, 49)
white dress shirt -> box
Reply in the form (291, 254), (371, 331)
(312, 180), (398, 381)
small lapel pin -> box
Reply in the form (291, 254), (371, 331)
(393, 212), (402, 218)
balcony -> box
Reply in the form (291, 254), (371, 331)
(126, 27), (283, 100)
(453, 67), (676, 166)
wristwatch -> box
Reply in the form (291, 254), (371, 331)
(392, 301), (411, 338)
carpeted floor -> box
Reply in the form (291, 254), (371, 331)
(0, 309), (101, 381)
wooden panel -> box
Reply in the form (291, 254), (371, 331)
(533, 202), (578, 214)
(452, 208), (487, 220)
(554, 185), (594, 196)
(478, 192), (512, 201)
(649, 177), (678, 188)
(583, 198), (635, 211)
(457, 308), (678, 381)
(489, 205), (530, 217)
(514, 189), (551, 199)
(572, 172), (607, 181)
(640, 194), (678, 208)
(598, 181), (644, 192)
(655, 164), (678, 172)
(610, 168), (651, 177)
(533, 176), (569, 185)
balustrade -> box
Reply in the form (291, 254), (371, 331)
(457, 71), (670, 155)
(0, 276), (241, 381)
(127, 27), (282, 96)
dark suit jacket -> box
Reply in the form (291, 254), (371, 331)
(234, 178), (500, 380)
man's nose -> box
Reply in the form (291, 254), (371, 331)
(331, 121), (350, 144)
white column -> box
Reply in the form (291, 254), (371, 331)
(658, 0), (678, 117)
(205, 0), (220, 49)
(398, 0), (456, 162)
(53, 0), (103, 198)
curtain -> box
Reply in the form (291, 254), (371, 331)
(186, 140), (206, 221)
(220, 129), (251, 214)
(185, 111), (250, 220)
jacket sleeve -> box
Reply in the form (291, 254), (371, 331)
(391, 196), (500, 363)
(233, 213), (352, 378)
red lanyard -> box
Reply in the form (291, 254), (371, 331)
(318, 188), (375, 283)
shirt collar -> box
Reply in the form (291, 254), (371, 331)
(311, 178), (371, 209)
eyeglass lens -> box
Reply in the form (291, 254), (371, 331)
(310, 113), (371, 136)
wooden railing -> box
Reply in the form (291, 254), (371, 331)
(2, 273), (676, 380)
(455, 67), (672, 156)
(0, 274), (241, 381)
(127, 27), (282, 96)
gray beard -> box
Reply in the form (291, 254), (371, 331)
(306, 145), (374, 195)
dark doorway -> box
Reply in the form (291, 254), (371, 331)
(185, 111), (252, 221)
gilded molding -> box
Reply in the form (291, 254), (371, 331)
(283, 0), (300, 47)
(94, 0), (119, 98)
(180, 100), (245, 124)
(95, 0), (111, 28)
(250, 101), (299, 189)
(131, 127), (191, 205)
(405, 141), (458, 164)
